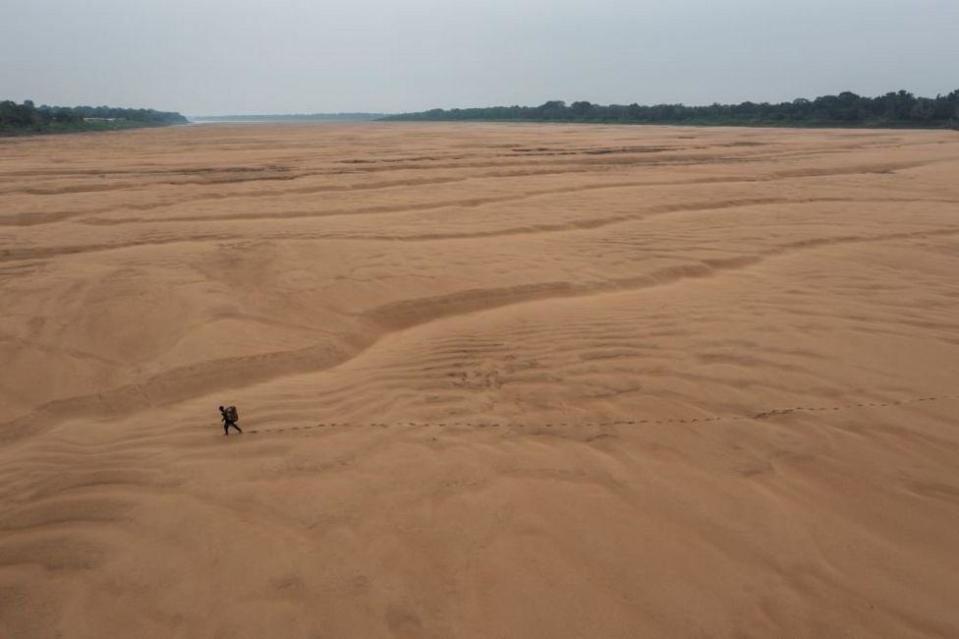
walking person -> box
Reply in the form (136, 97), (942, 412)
(219, 405), (242, 436)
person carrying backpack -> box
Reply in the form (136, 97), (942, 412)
(219, 405), (242, 436)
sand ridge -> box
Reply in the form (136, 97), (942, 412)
(1, 123), (959, 638)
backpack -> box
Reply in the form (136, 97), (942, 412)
(224, 405), (239, 422)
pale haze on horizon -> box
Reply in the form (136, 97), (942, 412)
(2, 0), (957, 116)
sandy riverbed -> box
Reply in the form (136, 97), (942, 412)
(1, 122), (958, 638)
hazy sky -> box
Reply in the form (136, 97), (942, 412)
(2, 0), (957, 115)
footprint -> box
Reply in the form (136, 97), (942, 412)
(385, 605), (424, 638)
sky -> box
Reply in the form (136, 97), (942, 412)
(2, 0), (957, 115)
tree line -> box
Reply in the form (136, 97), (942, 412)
(383, 90), (959, 128)
(1, 100), (188, 135)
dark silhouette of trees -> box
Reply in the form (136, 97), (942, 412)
(383, 90), (959, 128)
(0, 100), (45, 129)
(1, 101), (187, 135)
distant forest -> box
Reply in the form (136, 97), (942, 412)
(383, 90), (959, 128)
(0, 100), (188, 135)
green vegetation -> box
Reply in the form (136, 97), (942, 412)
(0, 100), (188, 135)
(382, 90), (959, 128)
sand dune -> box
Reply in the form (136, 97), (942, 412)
(1, 123), (958, 638)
